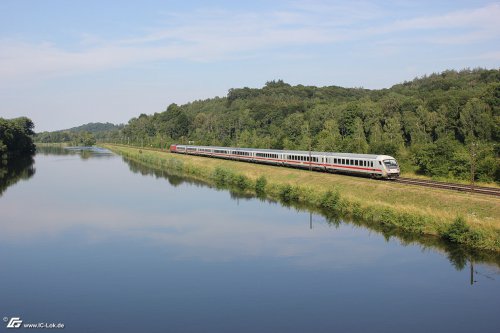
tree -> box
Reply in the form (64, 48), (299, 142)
(315, 119), (342, 152)
(459, 98), (492, 141)
(383, 116), (404, 147)
(459, 98), (495, 184)
(346, 118), (368, 153)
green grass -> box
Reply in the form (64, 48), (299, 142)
(103, 144), (500, 252)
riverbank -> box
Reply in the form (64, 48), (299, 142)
(103, 144), (500, 252)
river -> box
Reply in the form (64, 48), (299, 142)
(0, 147), (499, 333)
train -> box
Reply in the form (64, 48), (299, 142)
(169, 144), (400, 179)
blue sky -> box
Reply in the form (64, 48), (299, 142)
(1, 0), (499, 131)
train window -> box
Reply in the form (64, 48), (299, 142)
(334, 158), (337, 164)
(370, 161), (373, 167)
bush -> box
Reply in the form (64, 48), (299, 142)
(320, 190), (340, 210)
(234, 174), (251, 190)
(279, 184), (299, 202)
(255, 176), (267, 195)
(444, 216), (470, 243)
(442, 216), (488, 247)
(212, 167), (233, 187)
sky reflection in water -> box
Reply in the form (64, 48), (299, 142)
(0, 149), (499, 333)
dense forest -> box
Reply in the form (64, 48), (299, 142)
(0, 117), (36, 163)
(37, 68), (500, 182)
(119, 68), (499, 182)
(35, 122), (124, 146)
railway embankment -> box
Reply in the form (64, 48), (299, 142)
(103, 144), (500, 252)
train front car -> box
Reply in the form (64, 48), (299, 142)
(379, 155), (400, 179)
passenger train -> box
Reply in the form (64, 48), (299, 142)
(170, 144), (400, 179)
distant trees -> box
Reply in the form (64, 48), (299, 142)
(35, 122), (123, 144)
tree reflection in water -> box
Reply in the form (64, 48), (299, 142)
(0, 156), (35, 197)
(121, 155), (500, 271)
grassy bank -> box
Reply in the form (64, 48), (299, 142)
(103, 144), (500, 252)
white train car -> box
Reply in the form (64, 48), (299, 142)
(170, 144), (400, 179)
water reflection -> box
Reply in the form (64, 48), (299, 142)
(1, 149), (499, 332)
(0, 156), (35, 197)
(121, 155), (500, 270)
(36, 145), (114, 159)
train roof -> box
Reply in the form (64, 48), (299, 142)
(175, 144), (392, 159)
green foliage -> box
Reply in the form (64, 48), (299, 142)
(47, 68), (500, 182)
(0, 117), (36, 161)
(35, 122), (123, 144)
(212, 167), (233, 187)
(255, 175), (267, 195)
(442, 216), (487, 247)
(235, 174), (251, 190)
(320, 190), (341, 210)
(279, 184), (299, 203)
(444, 217), (470, 243)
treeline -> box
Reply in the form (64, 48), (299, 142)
(119, 68), (499, 182)
(0, 117), (36, 163)
(35, 122), (123, 146)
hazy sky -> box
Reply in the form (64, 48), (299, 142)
(1, 0), (499, 131)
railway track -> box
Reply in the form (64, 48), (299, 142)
(395, 177), (500, 197)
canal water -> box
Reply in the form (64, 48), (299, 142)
(0, 147), (499, 333)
